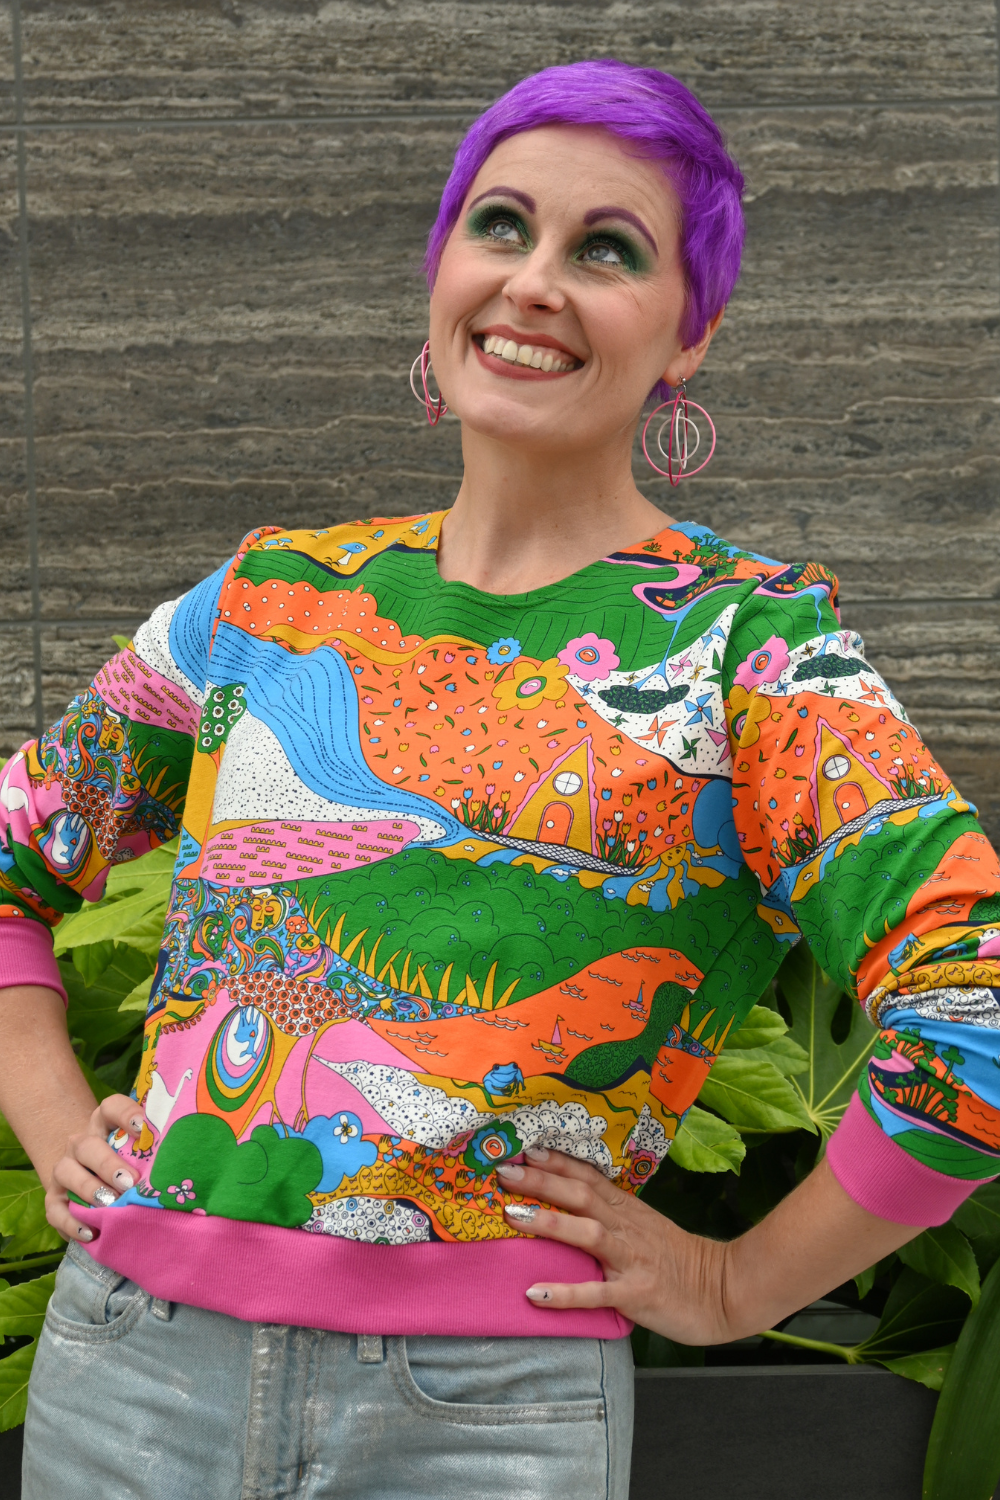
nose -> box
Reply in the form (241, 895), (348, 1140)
(501, 243), (567, 316)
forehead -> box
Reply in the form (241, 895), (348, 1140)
(467, 124), (680, 229)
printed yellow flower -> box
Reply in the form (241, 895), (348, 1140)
(491, 657), (570, 711)
(725, 685), (773, 747)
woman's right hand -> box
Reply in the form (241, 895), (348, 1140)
(45, 1095), (146, 1242)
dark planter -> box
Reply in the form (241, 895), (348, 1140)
(632, 1365), (935, 1500)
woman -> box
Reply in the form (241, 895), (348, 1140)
(2, 60), (999, 1499)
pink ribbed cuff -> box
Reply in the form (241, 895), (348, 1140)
(827, 1094), (995, 1225)
(0, 917), (66, 1003)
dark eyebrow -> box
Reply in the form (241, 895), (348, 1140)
(583, 206), (658, 255)
(466, 185), (537, 214)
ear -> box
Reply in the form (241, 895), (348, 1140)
(660, 307), (725, 388)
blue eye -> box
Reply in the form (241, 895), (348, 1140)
(583, 241), (624, 266)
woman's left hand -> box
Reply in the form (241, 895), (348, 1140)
(497, 1147), (732, 1345)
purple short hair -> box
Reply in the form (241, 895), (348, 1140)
(425, 60), (745, 403)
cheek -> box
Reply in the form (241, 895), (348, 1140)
(431, 240), (500, 335)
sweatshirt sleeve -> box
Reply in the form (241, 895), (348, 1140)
(723, 564), (1000, 1225)
(0, 561), (229, 999)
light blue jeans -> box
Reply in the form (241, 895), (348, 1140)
(23, 1243), (634, 1499)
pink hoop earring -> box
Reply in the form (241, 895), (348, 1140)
(641, 381), (716, 486)
(409, 340), (447, 426)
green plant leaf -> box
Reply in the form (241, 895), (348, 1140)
(723, 1003), (790, 1050)
(0, 1171), (62, 1260)
(0, 1115), (30, 1171)
(0, 1341), (39, 1432)
(857, 1268), (970, 1362)
(951, 1183), (1000, 1278)
(698, 1053), (816, 1134)
(62, 946), (153, 1066)
(725, 1038), (809, 1078)
(71, 938), (116, 985)
(671, 1106), (746, 1174)
(53, 839), (176, 959)
(54, 887), (166, 957)
(880, 1345), (953, 1392)
(118, 972), (154, 1013)
(854, 1264), (877, 1300)
(775, 942), (879, 1138)
(0, 1272), (57, 1339)
(898, 1223), (980, 1307)
(923, 1257), (1000, 1500)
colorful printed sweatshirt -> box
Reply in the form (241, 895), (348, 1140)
(2, 514), (999, 1339)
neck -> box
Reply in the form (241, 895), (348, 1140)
(436, 424), (671, 594)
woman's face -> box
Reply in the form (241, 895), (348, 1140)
(429, 124), (719, 455)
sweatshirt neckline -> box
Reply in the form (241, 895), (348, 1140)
(419, 512), (695, 609)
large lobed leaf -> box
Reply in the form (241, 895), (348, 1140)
(0, 1171), (62, 1260)
(62, 945), (154, 1068)
(898, 1223), (980, 1307)
(671, 1106), (746, 1174)
(951, 1183), (1000, 1279)
(53, 839), (176, 961)
(0, 1272), (57, 1340)
(775, 941), (878, 1138)
(923, 1256), (1000, 1500)
(698, 1052), (816, 1135)
(0, 1342), (39, 1432)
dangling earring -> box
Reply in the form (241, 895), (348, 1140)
(642, 379), (716, 486)
(409, 340), (448, 426)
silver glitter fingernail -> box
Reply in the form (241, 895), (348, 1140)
(505, 1203), (539, 1224)
(92, 1184), (118, 1207)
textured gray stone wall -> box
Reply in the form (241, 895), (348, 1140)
(1, 2), (998, 840)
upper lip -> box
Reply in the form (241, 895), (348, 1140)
(475, 324), (585, 363)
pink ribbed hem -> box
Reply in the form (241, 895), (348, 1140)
(0, 917), (66, 1003)
(72, 1204), (632, 1339)
(827, 1094), (995, 1225)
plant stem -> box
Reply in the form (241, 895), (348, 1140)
(758, 1328), (858, 1363)
(0, 1252), (65, 1274)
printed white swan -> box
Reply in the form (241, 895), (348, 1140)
(145, 1067), (193, 1135)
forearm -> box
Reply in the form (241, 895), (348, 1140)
(718, 1154), (924, 1343)
(0, 984), (98, 1186)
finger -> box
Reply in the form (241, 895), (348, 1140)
(523, 1148), (628, 1206)
(53, 1151), (126, 1208)
(94, 1094), (146, 1137)
(503, 1204), (631, 1271)
(45, 1189), (95, 1244)
(71, 1133), (138, 1193)
(497, 1162), (625, 1226)
(524, 1279), (616, 1311)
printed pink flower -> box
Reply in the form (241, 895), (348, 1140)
(733, 635), (790, 691)
(557, 633), (620, 682)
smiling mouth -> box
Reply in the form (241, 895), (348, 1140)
(474, 333), (581, 373)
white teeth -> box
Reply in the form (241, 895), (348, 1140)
(479, 333), (576, 371)
(480, 335), (575, 371)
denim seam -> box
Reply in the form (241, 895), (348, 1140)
(389, 1338), (606, 1428)
(600, 1339), (610, 1500)
(43, 1290), (148, 1346)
